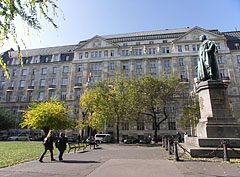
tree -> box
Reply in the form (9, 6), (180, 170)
(0, 0), (63, 78)
(129, 75), (185, 142)
(20, 98), (75, 135)
(80, 75), (133, 143)
(178, 95), (200, 132)
(0, 106), (16, 131)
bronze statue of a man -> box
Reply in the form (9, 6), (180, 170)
(197, 35), (220, 81)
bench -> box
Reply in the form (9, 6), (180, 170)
(85, 141), (99, 149)
(68, 142), (86, 153)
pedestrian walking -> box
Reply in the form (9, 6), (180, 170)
(56, 132), (67, 161)
(39, 130), (55, 163)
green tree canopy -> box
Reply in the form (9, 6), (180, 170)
(0, 106), (16, 131)
(20, 98), (75, 135)
(129, 75), (185, 142)
(0, 0), (62, 78)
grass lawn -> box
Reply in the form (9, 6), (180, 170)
(0, 141), (59, 168)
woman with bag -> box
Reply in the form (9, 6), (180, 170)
(39, 130), (56, 163)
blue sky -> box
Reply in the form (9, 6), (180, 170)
(2, 0), (240, 52)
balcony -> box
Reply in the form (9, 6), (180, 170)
(27, 86), (34, 91)
(48, 85), (56, 90)
(74, 83), (82, 89)
(180, 78), (189, 83)
(6, 87), (14, 92)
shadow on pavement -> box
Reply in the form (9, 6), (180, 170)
(61, 160), (100, 164)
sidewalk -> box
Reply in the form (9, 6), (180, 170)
(0, 144), (239, 177)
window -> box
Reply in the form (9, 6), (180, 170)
(17, 94), (23, 102)
(77, 77), (82, 84)
(25, 59), (29, 64)
(31, 80), (34, 86)
(180, 71), (186, 80)
(94, 64), (98, 71)
(121, 50), (129, 56)
(49, 91), (55, 100)
(104, 50), (108, 57)
(44, 57), (49, 63)
(40, 79), (46, 86)
(61, 91), (66, 100)
(20, 80), (25, 87)
(65, 55), (70, 61)
(123, 63), (128, 70)
(98, 51), (102, 58)
(197, 44), (200, 51)
(185, 45), (189, 51)
(91, 52), (94, 58)
(164, 60), (170, 68)
(122, 121), (129, 130)
(235, 43), (240, 49)
(53, 67), (57, 74)
(91, 64), (94, 71)
(134, 49), (142, 55)
(12, 70), (16, 76)
(95, 51), (98, 58)
(149, 41), (154, 44)
(123, 43), (128, 46)
(98, 64), (102, 71)
(148, 48), (156, 54)
(39, 92), (44, 101)
(85, 52), (88, 58)
(194, 58), (198, 66)
(62, 78), (68, 85)
(79, 53), (83, 59)
(178, 45), (182, 52)
(54, 55), (59, 62)
(217, 43), (221, 49)
(22, 69), (27, 76)
(42, 68), (47, 75)
(32, 69), (36, 75)
(28, 92), (33, 101)
(110, 63), (115, 70)
(137, 120), (144, 130)
(76, 90), (81, 99)
(136, 62), (142, 69)
(34, 57), (39, 63)
(192, 44), (196, 51)
(0, 81), (5, 88)
(220, 69), (227, 78)
(63, 66), (69, 73)
(51, 78), (56, 85)
(237, 56), (240, 64)
(110, 50), (114, 56)
(150, 61), (156, 68)
(168, 118), (176, 130)
(10, 81), (14, 87)
(163, 40), (168, 43)
(217, 56), (223, 64)
(78, 65), (83, 72)
(136, 42), (140, 45)
(179, 58), (184, 66)
(162, 47), (170, 54)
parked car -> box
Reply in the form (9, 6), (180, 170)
(0, 131), (8, 141)
(102, 135), (116, 143)
(123, 136), (139, 144)
(7, 133), (30, 141)
(94, 134), (111, 143)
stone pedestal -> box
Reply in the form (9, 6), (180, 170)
(196, 80), (240, 138)
(183, 80), (240, 158)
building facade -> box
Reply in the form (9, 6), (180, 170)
(1, 26), (240, 139)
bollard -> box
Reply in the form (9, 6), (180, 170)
(168, 138), (172, 155)
(174, 141), (179, 161)
(162, 137), (165, 148)
(165, 138), (168, 151)
(223, 141), (230, 162)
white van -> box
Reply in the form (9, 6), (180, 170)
(94, 134), (110, 143)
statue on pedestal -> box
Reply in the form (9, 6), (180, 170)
(197, 35), (220, 81)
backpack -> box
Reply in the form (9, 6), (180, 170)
(43, 137), (48, 146)
(55, 139), (60, 148)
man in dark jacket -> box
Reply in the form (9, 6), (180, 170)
(56, 132), (67, 161)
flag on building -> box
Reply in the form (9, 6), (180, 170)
(88, 70), (92, 83)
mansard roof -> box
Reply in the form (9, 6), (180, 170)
(9, 44), (76, 58)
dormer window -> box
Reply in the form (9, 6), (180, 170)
(235, 43), (240, 49)
(65, 55), (70, 61)
(54, 55), (59, 62)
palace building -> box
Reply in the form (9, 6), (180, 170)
(1, 26), (240, 139)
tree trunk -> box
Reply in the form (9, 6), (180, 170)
(154, 117), (158, 143)
(117, 124), (119, 144)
